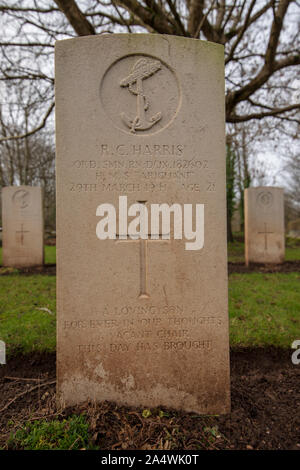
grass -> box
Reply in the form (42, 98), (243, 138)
(228, 234), (300, 263)
(0, 272), (299, 355)
(228, 240), (244, 263)
(0, 275), (56, 355)
(44, 246), (56, 264)
(229, 272), (300, 348)
(7, 415), (98, 450)
(0, 247), (299, 450)
(0, 237), (299, 354)
(0, 236), (299, 266)
(285, 237), (300, 261)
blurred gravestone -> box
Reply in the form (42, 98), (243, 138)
(0, 340), (5, 365)
(2, 186), (44, 267)
(231, 205), (241, 233)
(245, 187), (285, 265)
(287, 218), (300, 239)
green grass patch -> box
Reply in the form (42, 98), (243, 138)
(228, 240), (244, 262)
(228, 237), (300, 262)
(285, 238), (300, 261)
(229, 272), (300, 348)
(0, 272), (299, 353)
(0, 275), (56, 355)
(285, 247), (300, 261)
(44, 246), (56, 264)
(7, 415), (97, 450)
(1, 237), (299, 266)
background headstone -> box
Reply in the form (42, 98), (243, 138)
(2, 186), (44, 267)
(56, 34), (230, 414)
(287, 218), (300, 239)
(231, 205), (241, 233)
(245, 187), (285, 265)
(0, 340), (6, 364)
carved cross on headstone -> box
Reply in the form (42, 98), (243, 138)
(258, 223), (273, 251)
(16, 224), (30, 245)
(116, 201), (170, 299)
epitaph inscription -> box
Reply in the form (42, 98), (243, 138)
(56, 34), (230, 414)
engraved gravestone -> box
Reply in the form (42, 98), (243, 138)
(0, 340), (6, 365)
(231, 205), (241, 233)
(2, 186), (44, 267)
(56, 34), (230, 413)
(245, 187), (285, 265)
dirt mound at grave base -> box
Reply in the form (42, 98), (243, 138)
(45, 238), (56, 246)
(1, 261), (300, 277)
(0, 265), (56, 276)
(228, 260), (300, 273)
(0, 348), (299, 450)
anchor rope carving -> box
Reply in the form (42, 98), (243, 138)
(120, 58), (162, 133)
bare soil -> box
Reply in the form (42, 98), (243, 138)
(1, 261), (300, 277)
(228, 260), (300, 274)
(0, 349), (299, 450)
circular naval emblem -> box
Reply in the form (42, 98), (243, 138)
(100, 54), (181, 136)
(257, 191), (273, 209)
(12, 189), (30, 209)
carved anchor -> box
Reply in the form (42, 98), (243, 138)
(120, 58), (162, 133)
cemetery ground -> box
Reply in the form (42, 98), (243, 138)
(0, 240), (299, 450)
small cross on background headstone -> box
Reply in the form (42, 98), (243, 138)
(258, 223), (274, 251)
(16, 223), (30, 245)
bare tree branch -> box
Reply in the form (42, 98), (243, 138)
(226, 0), (298, 116)
(194, 0), (217, 39)
(0, 102), (54, 143)
(54, 0), (96, 36)
(0, 0), (299, 138)
(225, 1), (273, 41)
(165, 0), (187, 36)
(227, 103), (300, 123)
(116, 0), (177, 34)
(0, 42), (54, 48)
(225, 0), (256, 64)
(265, 0), (290, 69)
(187, 0), (218, 41)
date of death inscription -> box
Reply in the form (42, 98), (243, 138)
(67, 143), (217, 193)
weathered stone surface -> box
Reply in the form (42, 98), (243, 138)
(2, 186), (44, 267)
(245, 187), (285, 265)
(231, 206), (241, 232)
(56, 34), (230, 414)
